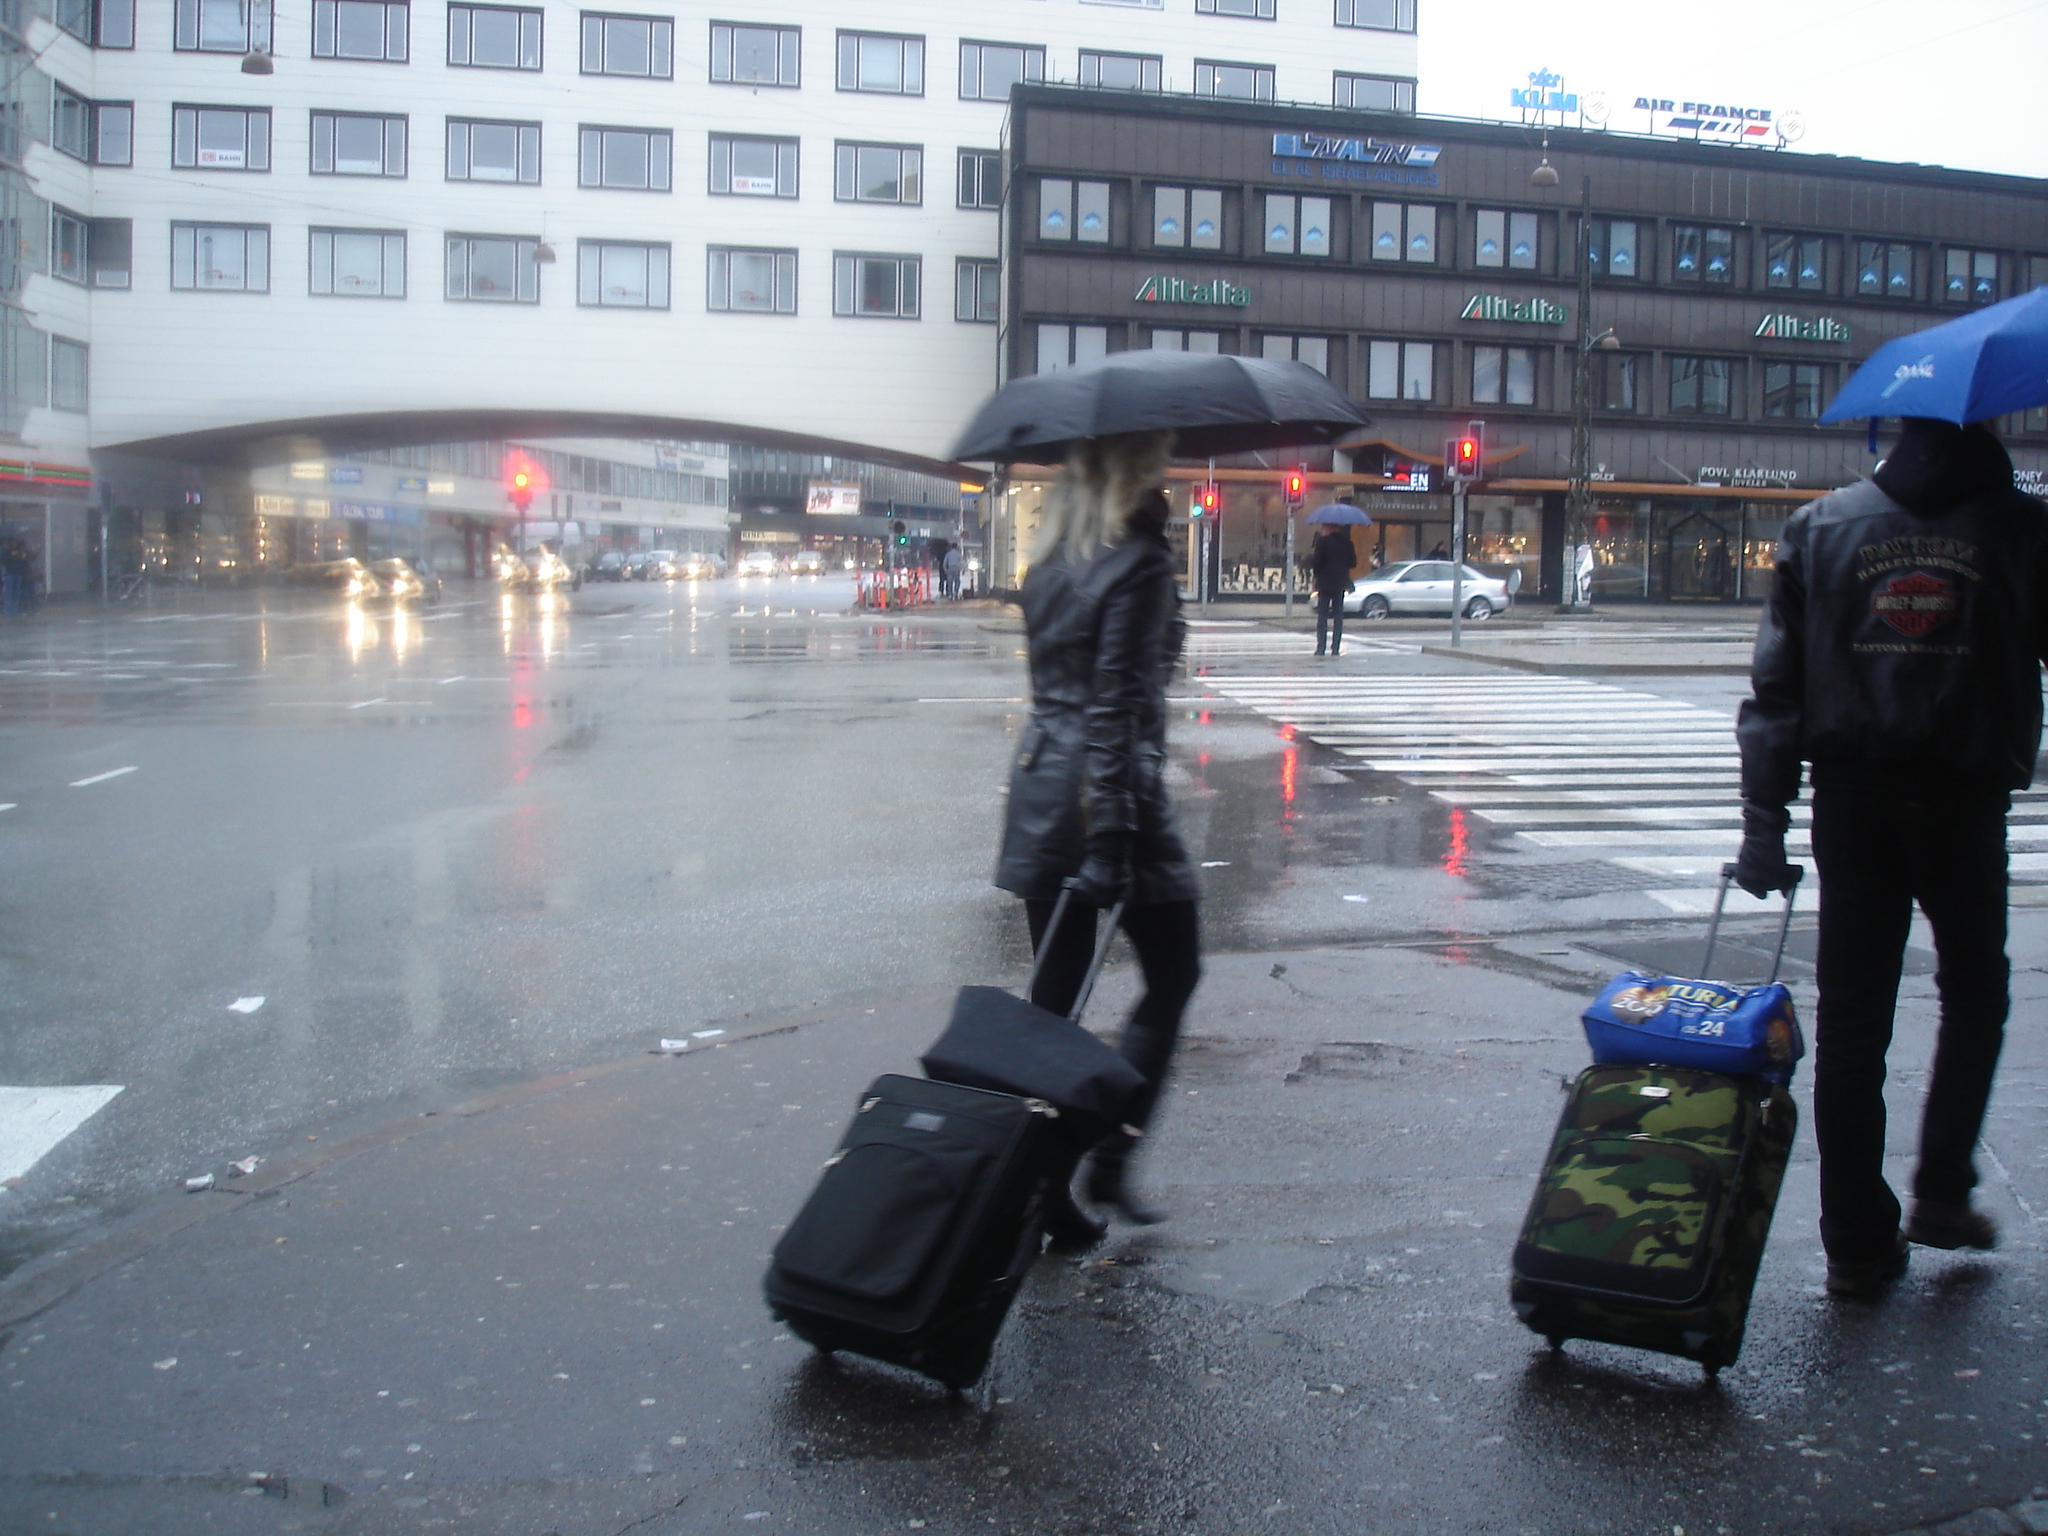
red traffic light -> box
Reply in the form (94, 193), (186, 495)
(1455, 437), (1479, 468)
(505, 452), (544, 513)
(1195, 483), (1220, 515)
(1283, 469), (1307, 508)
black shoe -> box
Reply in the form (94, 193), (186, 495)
(1043, 1195), (1107, 1253)
(1084, 1158), (1167, 1227)
(1825, 1234), (1909, 1299)
(1905, 1201), (2000, 1251)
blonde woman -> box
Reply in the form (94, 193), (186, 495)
(994, 431), (1203, 1248)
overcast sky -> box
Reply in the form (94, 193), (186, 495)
(1415, 0), (2048, 180)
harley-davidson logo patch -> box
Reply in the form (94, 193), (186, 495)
(1871, 571), (1959, 638)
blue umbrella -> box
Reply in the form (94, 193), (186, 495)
(1303, 502), (1372, 525)
(1822, 286), (2048, 426)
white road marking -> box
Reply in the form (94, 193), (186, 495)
(0, 803), (13, 812)
(0, 1085), (123, 1187)
(437, 675), (468, 685)
(348, 698), (388, 709)
(69, 766), (138, 788)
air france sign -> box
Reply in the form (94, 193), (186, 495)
(1271, 132), (1441, 187)
(1631, 95), (1802, 144)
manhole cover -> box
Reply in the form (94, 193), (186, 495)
(1465, 861), (1673, 901)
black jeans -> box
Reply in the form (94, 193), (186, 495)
(1315, 593), (1345, 654)
(1024, 897), (1201, 1160)
(1809, 783), (2011, 1261)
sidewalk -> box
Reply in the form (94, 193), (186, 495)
(2, 918), (2043, 1535)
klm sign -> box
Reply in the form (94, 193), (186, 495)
(1270, 131), (1441, 187)
(1510, 68), (1576, 114)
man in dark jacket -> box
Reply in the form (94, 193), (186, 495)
(1735, 417), (2048, 1298)
(1310, 520), (1358, 656)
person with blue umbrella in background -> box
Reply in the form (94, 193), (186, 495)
(1305, 498), (1369, 656)
(1734, 287), (2048, 1299)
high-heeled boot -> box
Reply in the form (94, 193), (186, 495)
(1084, 1150), (1166, 1226)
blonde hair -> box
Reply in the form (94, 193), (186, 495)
(1031, 430), (1175, 564)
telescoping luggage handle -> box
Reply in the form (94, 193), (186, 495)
(1702, 862), (1804, 982)
(1024, 882), (1129, 1026)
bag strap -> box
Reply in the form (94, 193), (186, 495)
(1025, 884), (1129, 1024)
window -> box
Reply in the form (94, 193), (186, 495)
(711, 20), (797, 85)
(310, 228), (405, 297)
(835, 142), (920, 205)
(50, 337), (86, 412)
(1766, 233), (1824, 292)
(582, 12), (670, 76)
(1586, 217), (1640, 278)
(1334, 73), (1414, 111)
(171, 222), (269, 292)
(708, 246), (796, 313)
(94, 102), (134, 165)
(710, 134), (796, 197)
(1475, 208), (1538, 270)
(314, 0), (408, 60)
(1596, 352), (1640, 412)
(1152, 186), (1224, 250)
(1196, 0), (1274, 15)
(53, 85), (89, 160)
(1669, 356), (1732, 416)
(1037, 323), (1108, 373)
(447, 119), (540, 183)
(52, 208), (87, 284)
(1856, 241), (1915, 298)
(1365, 339), (1432, 400)
(959, 40), (1042, 101)
(578, 240), (669, 307)
(955, 257), (997, 322)
(175, 0), (268, 53)
(1263, 194), (1332, 257)
(1149, 329), (1220, 352)
(1261, 334), (1329, 374)
(1039, 178), (1110, 243)
(447, 4), (541, 69)
(172, 106), (270, 170)
(1471, 345), (1537, 405)
(580, 126), (671, 190)
(313, 112), (406, 176)
(1945, 248), (1999, 305)
(834, 253), (919, 318)
(1335, 0), (1416, 29)
(1194, 60), (1273, 99)
(1079, 50), (1159, 90)
(445, 233), (538, 302)
(837, 31), (922, 94)
(1763, 361), (1822, 420)
(1371, 202), (1436, 263)
(87, 218), (130, 287)
(56, 0), (133, 46)
(2030, 256), (2048, 291)
(958, 149), (1001, 210)
(1672, 223), (1735, 284)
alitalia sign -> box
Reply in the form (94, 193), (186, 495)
(1461, 294), (1568, 325)
(1755, 313), (1851, 342)
(1135, 274), (1249, 307)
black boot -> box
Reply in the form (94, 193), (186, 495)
(1084, 1153), (1166, 1226)
(1043, 1186), (1107, 1252)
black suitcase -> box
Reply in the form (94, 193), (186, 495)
(764, 1074), (1062, 1388)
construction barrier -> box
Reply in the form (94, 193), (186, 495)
(856, 567), (932, 610)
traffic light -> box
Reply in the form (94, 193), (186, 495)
(505, 452), (542, 514)
(1447, 422), (1485, 481)
(1283, 468), (1308, 509)
(892, 519), (908, 547)
(1193, 483), (1220, 517)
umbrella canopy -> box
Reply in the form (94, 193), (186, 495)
(1304, 503), (1372, 525)
(948, 349), (1372, 464)
(1822, 286), (2048, 426)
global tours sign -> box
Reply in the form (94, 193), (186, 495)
(1755, 313), (1851, 342)
(1135, 274), (1249, 307)
(1270, 131), (1441, 187)
(1461, 294), (1568, 325)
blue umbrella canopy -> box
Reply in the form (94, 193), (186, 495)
(1822, 286), (2048, 426)
(1303, 503), (1372, 525)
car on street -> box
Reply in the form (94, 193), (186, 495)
(790, 550), (826, 576)
(500, 544), (581, 592)
(366, 556), (442, 603)
(288, 556), (375, 596)
(589, 550), (629, 582)
(677, 551), (724, 580)
(1345, 560), (1511, 620)
(643, 549), (681, 580)
(736, 549), (780, 578)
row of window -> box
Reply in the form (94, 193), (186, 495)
(1033, 322), (1839, 421)
(1034, 177), (2043, 305)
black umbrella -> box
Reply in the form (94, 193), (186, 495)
(948, 349), (1372, 464)
(1304, 503), (1372, 525)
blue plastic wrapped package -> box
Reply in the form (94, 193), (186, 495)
(1582, 973), (1805, 1085)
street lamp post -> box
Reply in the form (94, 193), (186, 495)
(1538, 168), (1620, 611)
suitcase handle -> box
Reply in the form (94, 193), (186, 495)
(1702, 862), (1804, 982)
(1025, 883), (1129, 1026)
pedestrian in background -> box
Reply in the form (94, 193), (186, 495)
(942, 543), (962, 599)
(995, 429), (1202, 1245)
(1, 538), (29, 617)
(1310, 522), (1358, 657)
(1735, 416), (2048, 1298)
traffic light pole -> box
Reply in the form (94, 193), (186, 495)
(1449, 479), (1467, 648)
(1283, 509), (1295, 618)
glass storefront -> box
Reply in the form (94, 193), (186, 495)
(1585, 498), (1794, 602)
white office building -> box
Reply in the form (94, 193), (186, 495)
(1, 0), (1418, 591)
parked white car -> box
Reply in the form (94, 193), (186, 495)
(1345, 560), (1511, 620)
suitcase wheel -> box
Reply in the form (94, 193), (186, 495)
(1544, 1334), (1566, 1353)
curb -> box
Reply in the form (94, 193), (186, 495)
(1419, 644), (1753, 676)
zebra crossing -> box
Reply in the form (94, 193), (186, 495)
(1207, 671), (2048, 914)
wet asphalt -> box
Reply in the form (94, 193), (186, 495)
(0, 577), (2044, 1534)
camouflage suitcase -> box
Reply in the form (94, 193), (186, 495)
(1509, 1063), (1796, 1375)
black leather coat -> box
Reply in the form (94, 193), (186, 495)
(994, 510), (1199, 905)
(1310, 529), (1357, 597)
